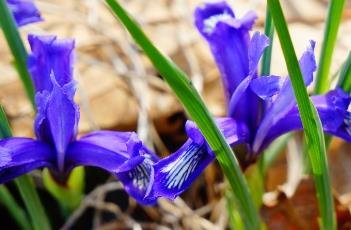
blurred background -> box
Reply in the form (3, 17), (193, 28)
(1, 0), (351, 229)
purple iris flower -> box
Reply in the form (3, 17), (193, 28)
(6, 0), (42, 27)
(148, 1), (351, 201)
(0, 35), (159, 205)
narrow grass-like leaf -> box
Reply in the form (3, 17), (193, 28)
(105, 0), (260, 228)
(338, 52), (351, 93)
(0, 106), (51, 230)
(267, 1), (336, 229)
(0, 185), (31, 230)
(0, 0), (35, 107)
(315, 0), (346, 94)
(261, 8), (274, 76)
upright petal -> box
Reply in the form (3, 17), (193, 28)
(194, 1), (257, 99)
(45, 76), (79, 172)
(0, 138), (54, 183)
(6, 0), (42, 27)
(248, 32), (270, 76)
(253, 41), (317, 153)
(250, 75), (284, 100)
(27, 35), (75, 93)
(28, 35), (79, 171)
(153, 118), (248, 200)
(254, 89), (351, 153)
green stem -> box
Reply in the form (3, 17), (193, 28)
(0, 106), (51, 230)
(0, 185), (31, 230)
(0, 0), (35, 108)
(105, 0), (260, 228)
(314, 0), (346, 94)
(268, 1), (336, 229)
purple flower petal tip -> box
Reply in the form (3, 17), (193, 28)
(28, 34), (75, 93)
(7, 0), (42, 27)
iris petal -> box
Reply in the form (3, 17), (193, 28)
(253, 41), (317, 153)
(46, 76), (79, 171)
(153, 118), (249, 200)
(0, 138), (54, 183)
(27, 35), (75, 93)
(7, 0), (42, 27)
(194, 1), (256, 99)
(254, 89), (351, 153)
(66, 131), (158, 205)
(153, 139), (212, 200)
(250, 75), (284, 100)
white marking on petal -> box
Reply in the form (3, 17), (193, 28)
(161, 144), (204, 189)
(129, 158), (153, 191)
(203, 12), (232, 34)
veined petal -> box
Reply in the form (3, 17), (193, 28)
(253, 41), (317, 153)
(254, 89), (351, 153)
(194, 1), (257, 99)
(116, 156), (157, 205)
(153, 139), (213, 200)
(7, 0), (42, 27)
(152, 118), (249, 200)
(66, 131), (158, 205)
(0, 138), (54, 184)
(27, 35), (75, 93)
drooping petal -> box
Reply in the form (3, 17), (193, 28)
(153, 139), (211, 200)
(152, 118), (248, 200)
(0, 138), (54, 183)
(117, 155), (157, 205)
(66, 131), (158, 205)
(252, 41), (317, 153)
(254, 89), (351, 153)
(27, 35), (75, 93)
(194, 1), (257, 99)
(6, 0), (42, 27)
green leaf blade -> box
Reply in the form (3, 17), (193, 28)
(267, 0), (336, 229)
(315, 0), (346, 94)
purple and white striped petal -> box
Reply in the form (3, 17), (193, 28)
(152, 118), (249, 200)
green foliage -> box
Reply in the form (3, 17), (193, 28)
(267, 0), (336, 229)
(315, 0), (346, 94)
